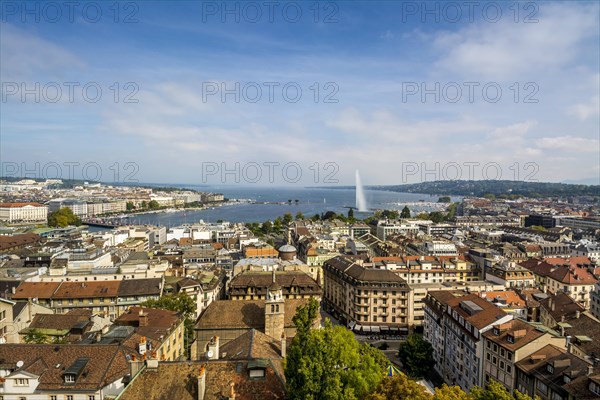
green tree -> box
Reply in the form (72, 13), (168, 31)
(379, 210), (400, 220)
(433, 384), (470, 400)
(141, 292), (196, 359)
(273, 217), (283, 232)
(283, 213), (293, 225)
(261, 220), (273, 234)
(140, 200), (148, 209)
(24, 329), (51, 344)
(148, 200), (160, 209)
(285, 305), (386, 400)
(400, 206), (411, 218)
(438, 196), (452, 203)
(288, 199), (293, 205)
(366, 375), (432, 400)
(470, 380), (537, 400)
(398, 334), (434, 378)
(126, 201), (136, 211)
(47, 207), (81, 227)
(311, 214), (320, 222)
(348, 208), (355, 219)
(295, 212), (305, 220)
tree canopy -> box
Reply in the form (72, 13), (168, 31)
(285, 300), (387, 400)
(397, 334), (434, 378)
(48, 207), (81, 227)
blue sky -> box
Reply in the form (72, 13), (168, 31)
(1, 1), (599, 186)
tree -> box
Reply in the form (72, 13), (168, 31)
(285, 303), (386, 400)
(283, 213), (293, 225)
(379, 210), (399, 220)
(273, 217), (283, 232)
(288, 199), (293, 205)
(322, 211), (338, 220)
(148, 200), (160, 209)
(141, 292), (196, 359)
(348, 208), (355, 219)
(470, 380), (537, 400)
(140, 200), (148, 209)
(398, 334), (434, 378)
(366, 375), (432, 400)
(48, 207), (81, 227)
(438, 196), (452, 203)
(433, 384), (471, 400)
(400, 206), (411, 218)
(126, 201), (136, 211)
(295, 212), (305, 220)
(295, 199), (299, 205)
(261, 220), (273, 234)
(311, 214), (320, 222)
(24, 329), (50, 344)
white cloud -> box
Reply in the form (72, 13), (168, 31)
(568, 96), (600, 120)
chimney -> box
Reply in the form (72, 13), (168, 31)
(95, 331), (102, 343)
(129, 356), (144, 378)
(228, 382), (236, 400)
(207, 336), (220, 360)
(575, 310), (581, 319)
(566, 336), (572, 352)
(281, 332), (286, 358)
(588, 364), (594, 376)
(139, 309), (148, 327)
(197, 366), (206, 400)
(146, 358), (159, 370)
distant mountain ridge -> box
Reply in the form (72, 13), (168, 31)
(317, 180), (600, 198)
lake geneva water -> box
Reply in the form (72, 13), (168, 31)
(120, 186), (461, 226)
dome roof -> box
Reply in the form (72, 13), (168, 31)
(278, 244), (297, 253)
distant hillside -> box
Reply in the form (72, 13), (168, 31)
(375, 180), (599, 198)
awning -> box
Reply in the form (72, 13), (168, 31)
(362, 326), (372, 333)
(380, 326), (389, 331)
(348, 321), (356, 330)
(371, 326), (380, 333)
(389, 327), (399, 332)
(399, 327), (409, 333)
(354, 324), (362, 332)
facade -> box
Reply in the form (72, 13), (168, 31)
(228, 270), (321, 300)
(323, 256), (412, 334)
(0, 202), (48, 223)
(423, 291), (513, 391)
(0, 344), (130, 400)
(482, 319), (565, 392)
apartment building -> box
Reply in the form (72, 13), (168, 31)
(423, 291), (513, 391)
(323, 256), (412, 335)
(482, 319), (565, 392)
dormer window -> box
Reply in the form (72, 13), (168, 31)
(65, 374), (76, 383)
(15, 378), (29, 386)
(547, 364), (554, 374)
(507, 335), (514, 344)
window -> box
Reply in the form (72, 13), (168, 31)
(590, 381), (600, 396)
(88, 396), (96, 400)
(67, 397), (74, 400)
(537, 380), (548, 394)
(15, 378), (29, 386)
(51, 397), (58, 400)
(65, 374), (75, 383)
(547, 364), (554, 374)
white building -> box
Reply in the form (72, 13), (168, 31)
(0, 202), (48, 223)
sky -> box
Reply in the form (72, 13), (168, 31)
(1, 1), (599, 186)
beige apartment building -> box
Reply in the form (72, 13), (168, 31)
(0, 202), (48, 222)
(323, 256), (412, 335)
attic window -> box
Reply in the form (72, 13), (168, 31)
(507, 335), (514, 344)
(547, 364), (554, 374)
(65, 374), (75, 383)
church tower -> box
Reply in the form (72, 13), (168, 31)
(265, 270), (285, 340)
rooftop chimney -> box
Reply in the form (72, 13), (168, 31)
(575, 310), (581, 319)
(139, 309), (148, 327)
(197, 366), (206, 400)
(228, 382), (236, 400)
(207, 336), (220, 360)
(129, 356), (144, 378)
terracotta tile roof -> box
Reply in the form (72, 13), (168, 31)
(563, 370), (600, 400)
(539, 292), (585, 322)
(26, 309), (92, 331)
(482, 290), (526, 307)
(195, 299), (309, 331)
(118, 278), (162, 297)
(53, 281), (120, 299)
(229, 271), (321, 297)
(0, 344), (130, 391)
(114, 307), (183, 342)
(515, 344), (565, 374)
(547, 266), (597, 285)
(0, 232), (42, 251)
(544, 256), (594, 267)
(117, 360), (286, 400)
(220, 329), (283, 361)
(0, 202), (45, 207)
(483, 319), (548, 350)
(446, 293), (507, 331)
(12, 281), (61, 300)
(560, 313), (600, 356)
